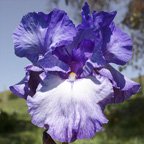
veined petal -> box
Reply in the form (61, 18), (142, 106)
(98, 65), (141, 103)
(80, 37), (106, 77)
(92, 11), (117, 28)
(81, 2), (91, 25)
(80, 6), (131, 66)
(52, 29), (96, 75)
(37, 52), (70, 73)
(27, 74), (113, 142)
(46, 9), (76, 49)
(13, 10), (76, 63)
(52, 45), (72, 64)
(102, 23), (132, 65)
(80, 2), (116, 30)
(72, 39), (95, 62)
(13, 12), (49, 62)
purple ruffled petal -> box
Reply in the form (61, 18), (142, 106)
(79, 14), (132, 76)
(10, 2), (141, 143)
(52, 29), (96, 75)
(13, 12), (49, 62)
(37, 52), (70, 73)
(27, 74), (113, 142)
(86, 47), (106, 68)
(70, 28), (104, 76)
(72, 39), (95, 62)
(79, 37), (106, 77)
(98, 65), (140, 103)
(71, 38), (95, 75)
(102, 23), (132, 65)
(80, 2), (116, 30)
(80, 5), (131, 66)
(9, 65), (44, 99)
(52, 45), (72, 64)
(46, 9), (76, 49)
(92, 11), (117, 28)
(81, 2), (91, 26)
(13, 10), (76, 63)
(9, 73), (29, 99)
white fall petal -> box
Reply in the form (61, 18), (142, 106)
(27, 74), (113, 142)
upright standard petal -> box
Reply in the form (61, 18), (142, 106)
(102, 23), (133, 65)
(80, 2), (116, 30)
(98, 65), (140, 103)
(13, 10), (76, 63)
(80, 5), (131, 66)
(46, 9), (76, 49)
(78, 7), (117, 76)
(92, 11), (117, 28)
(71, 27), (106, 77)
(27, 74), (113, 142)
(81, 2), (91, 26)
(52, 28), (96, 76)
(13, 12), (50, 62)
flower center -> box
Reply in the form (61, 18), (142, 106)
(68, 72), (77, 81)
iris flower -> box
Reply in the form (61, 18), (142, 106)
(10, 2), (140, 143)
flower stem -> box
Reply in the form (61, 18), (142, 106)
(43, 131), (69, 144)
(43, 131), (56, 144)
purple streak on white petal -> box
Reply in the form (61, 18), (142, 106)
(27, 74), (113, 142)
(80, 62), (93, 78)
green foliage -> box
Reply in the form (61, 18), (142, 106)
(103, 97), (144, 143)
(0, 92), (43, 144)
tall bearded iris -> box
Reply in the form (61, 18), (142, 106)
(10, 2), (140, 143)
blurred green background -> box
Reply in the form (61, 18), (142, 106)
(0, 0), (144, 144)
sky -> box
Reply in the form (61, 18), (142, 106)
(0, 0), (141, 92)
(0, 0), (48, 92)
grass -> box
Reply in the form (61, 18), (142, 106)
(0, 86), (144, 144)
